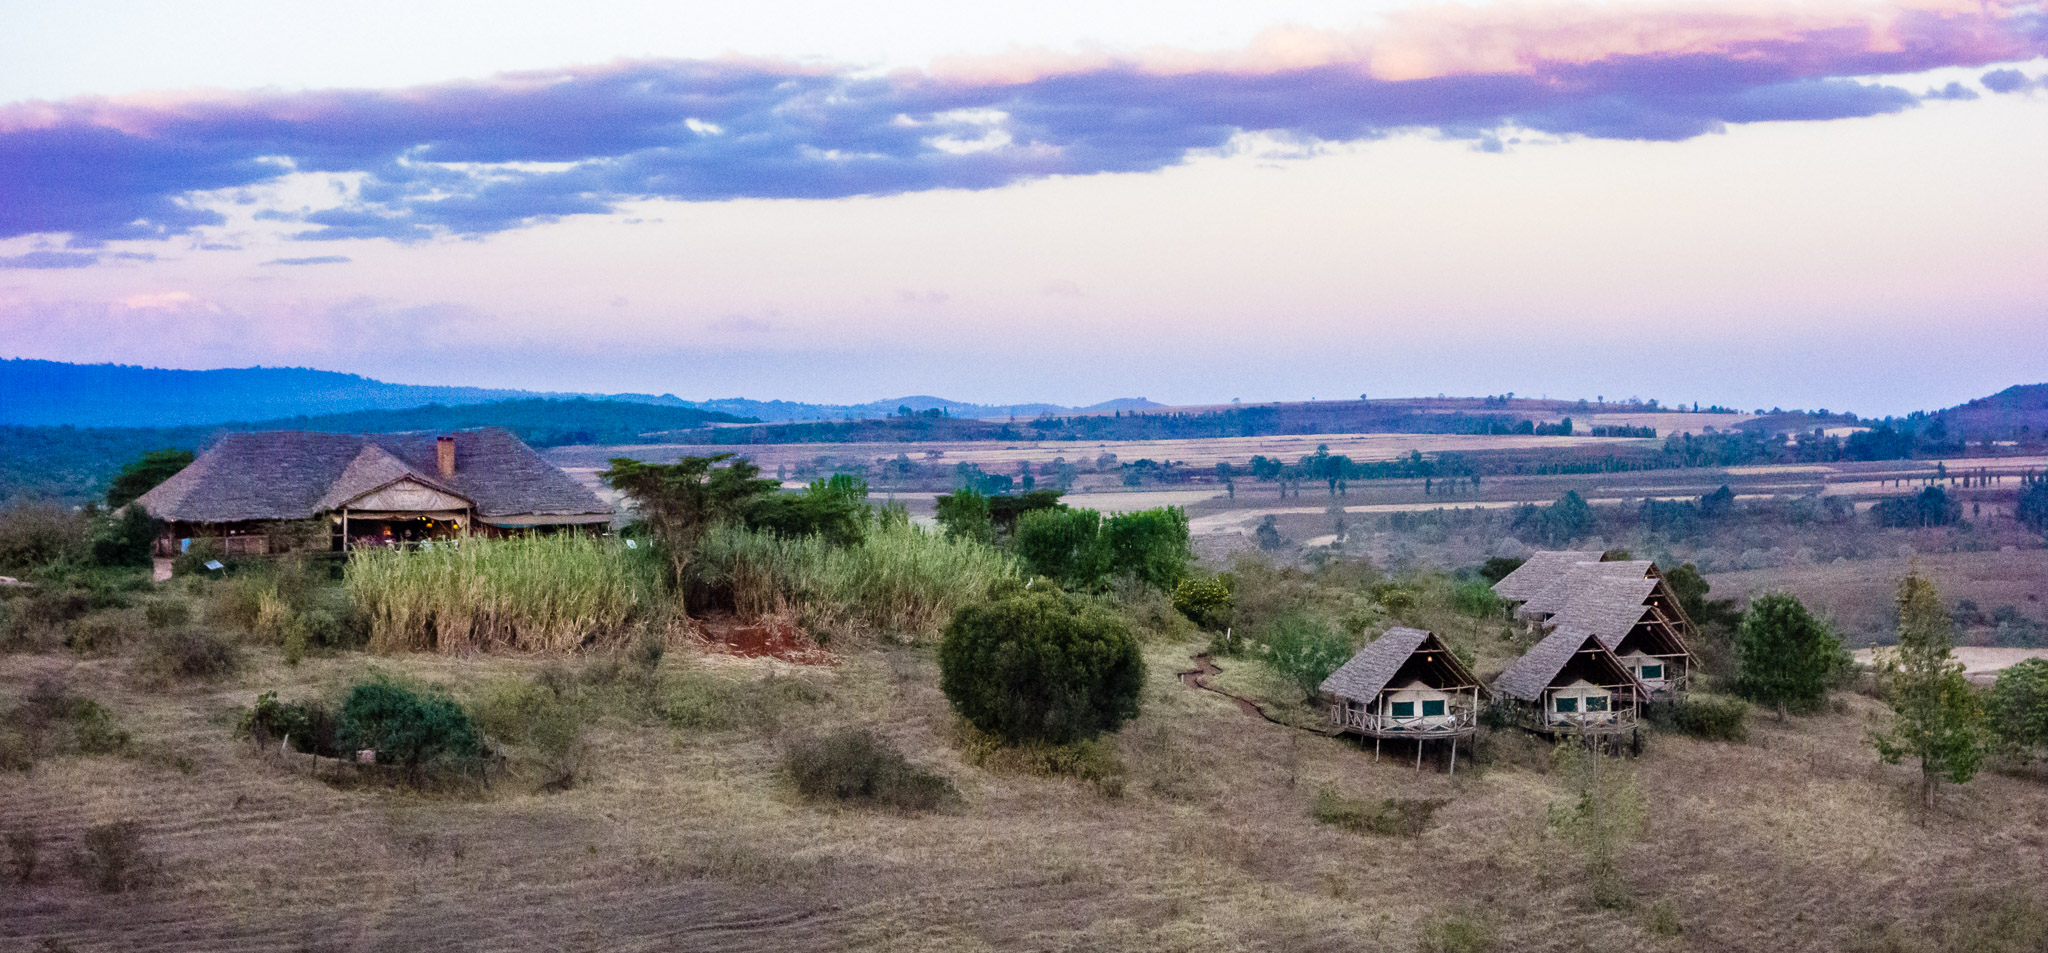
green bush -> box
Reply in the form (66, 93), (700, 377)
(65, 610), (141, 656)
(1260, 613), (1353, 702)
(8, 679), (129, 761)
(1310, 789), (1447, 837)
(1013, 507), (1102, 587)
(657, 669), (831, 733)
(143, 598), (193, 630)
(1450, 580), (1504, 618)
(337, 679), (481, 774)
(1419, 908), (1497, 953)
(139, 628), (240, 680)
(241, 691), (341, 756)
(784, 729), (956, 812)
(1170, 576), (1233, 631)
(89, 506), (159, 569)
(1095, 507), (1192, 591)
(1667, 694), (1749, 742)
(472, 675), (588, 788)
(938, 591), (1144, 745)
(0, 503), (88, 573)
(1988, 658), (2048, 761)
(1734, 591), (1847, 713)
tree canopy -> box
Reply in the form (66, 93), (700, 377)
(1734, 592), (1846, 714)
(1869, 572), (1985, 808)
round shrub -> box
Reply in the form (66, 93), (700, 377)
(1669, 694), (1749, 742)
(938, 592), (1144, 745)
(337, 679), (480, 773)
(1171, 576), (1233, 631)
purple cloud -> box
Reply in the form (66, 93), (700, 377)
(1982, 68), (2043, 93)
(0, 2), (2041, 248)
(262, 255), (352, 266)
(0, 250), (99, 269)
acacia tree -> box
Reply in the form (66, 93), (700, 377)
(1734, 592), (1847, 717)
(1870, 572), (1985, 810)
(600, 454), (777, 600)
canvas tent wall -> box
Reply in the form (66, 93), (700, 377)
(1492, 628), (1649, 736)
(1321, 626), (1489, 772)
(1542, 575), (1693, 697)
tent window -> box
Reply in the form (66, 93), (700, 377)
(1555, 696), (1578, 713)
(1640, 663), (1663, 680)
(1390, 701), (1415, 717)
(1585, 696), (1610, 712)
(1421, 699), (1446, 717)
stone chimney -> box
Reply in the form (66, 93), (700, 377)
(436, 436), (456, 479)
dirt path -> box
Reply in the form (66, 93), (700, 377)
(1176, 653), (1334, 734)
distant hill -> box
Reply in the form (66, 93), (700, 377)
(1936, 384), (2048, 439)
(0, 359), (1157, 427)
(0, 398), (749, 505)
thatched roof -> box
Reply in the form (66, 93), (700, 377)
(1490, 550), (1604, 602)
(136, 428), (610, 524)
(1543, 575), (1660, 650)
(1320, 627), (1487, 703)
(1493, 628), (1642, 702)
(1517, 559), (1655, 617)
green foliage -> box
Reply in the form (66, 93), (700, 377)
(1013, 506), (1102, 586)
(1870, 573), (1986, 806)
(933, 487), (996, 544)
(2019, 478), (2048, 533)
(601, 453), (779, 596)
(984, 490), (1066, 535)
(346, 534), (663, 653)
(0, 502), (89, 572)
(1871, 486), (1962, 528)
(1734, 592), (1848, 713)
(1012, 505), (1191, 592)
(1516, 490), (1596, 546)
(745, 474), (870, 547)
(3, 679), (130, 767)
(1419, 909), (1497, 953)
(139, 628), (241, 680)
(1450, 580), (1504, 618)
(1259, 613), (1354, 702)
(471, 674), (589, 788)
(784, 729), (957, 812)
(104, 449), (192, 509)
(656, 667), (832, 734)
(938, 591), (1144, 745)
(1309, 789), (1446, 837)
(337, 678), (482, 773)
(240, 691), (341, 756)
(1170, 576), (1234, 631)
(1476, 556), (1524, 584)
(89, 505), (160, 568)
(1667, 694), (1749, 741)
(691, 521), (1017, 642)
(1986, 658), (2048, 761)
(1253, 515), (1283, 552)
(1095, 507), (1192, 590)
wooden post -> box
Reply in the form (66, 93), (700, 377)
(1374, 735), (1381, 762)
(1449, 736), (1458, 777)
(1415, 739), (1423, 771)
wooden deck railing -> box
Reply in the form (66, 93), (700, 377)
(1328, 705), (1480, 738)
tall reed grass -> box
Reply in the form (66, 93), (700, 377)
(691, 522), (1016, 642)
(346, 535), (665, 653)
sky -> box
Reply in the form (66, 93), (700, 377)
(2, 0), (2045, 417)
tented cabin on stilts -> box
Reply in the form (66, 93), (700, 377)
(1320, 627), (1487, 775)
(1491, 627), (1651, 749)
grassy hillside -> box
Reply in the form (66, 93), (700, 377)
(5, 584), (2045, 951)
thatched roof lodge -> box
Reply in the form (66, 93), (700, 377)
(1543, 575), (1693, 698)
(1321, 626), (1488, 771)
(1492, 628), (1648, 739)
(1492, 550), (1695, 698)
(135, 428), (612, 555)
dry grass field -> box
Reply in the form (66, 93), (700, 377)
(1707, 550), (2048, 649)
(7, 628), (2048, 953)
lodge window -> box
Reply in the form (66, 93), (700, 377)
(1586, 696), (1610, 713)
(1640, 664), (1664, 680)
(1390, 701), (1415, 717)
(1421, 699), (1446, 717)
(1555, 696), (1578, 713)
